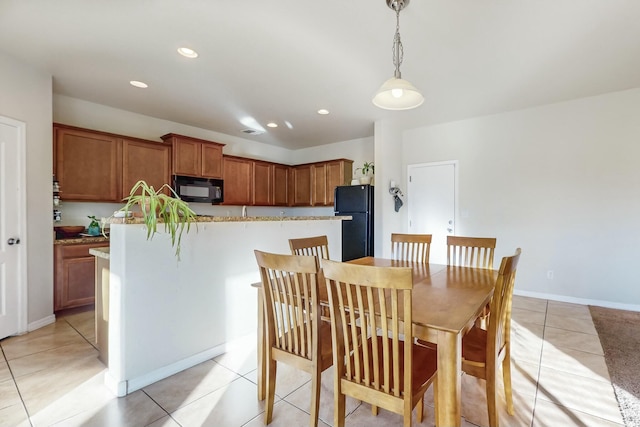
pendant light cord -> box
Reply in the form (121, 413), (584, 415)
(392, 5), (404, 79)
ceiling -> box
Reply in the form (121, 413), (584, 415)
(1, 1), (639, 150)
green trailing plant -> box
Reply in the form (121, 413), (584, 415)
(355, 161), (375, 176)
(116, 180), (197, 260)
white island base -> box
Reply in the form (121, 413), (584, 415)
(105, 217), (345, 397)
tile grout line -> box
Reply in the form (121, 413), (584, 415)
(1, 341), (35, 426)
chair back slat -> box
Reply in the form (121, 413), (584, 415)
(289, 235), (330, 260)
(447, 236), (497, 269)
(391, 233), (432, 263)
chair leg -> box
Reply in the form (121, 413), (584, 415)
(433, 379), (439, 423)
(416, 396), (424, 423)
(371, 405), (378, 416)
(502, 351), (514, 415)
(486, 370), (499, 427)
(334, 384), (346, 427)
(309, 365), (321, 427)
(265, 359), (277, 424)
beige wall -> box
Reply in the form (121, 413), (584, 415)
(0, 52), (54, 327)
(399, 88), (640, 309)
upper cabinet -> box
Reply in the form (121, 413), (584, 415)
(122, 138), (171, 196)
(54, 124), (122, 202)
(252, 160), (273, 206)
(54, 124), (172, 202)
(294, 159), (353, 207)
(273, 164), (290, 206)
(161, 133), (224, 179)
(222, 156), (253, 205)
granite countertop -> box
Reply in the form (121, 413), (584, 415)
(89, 247), (110, 260)
(105, 215), (351, 224)
(54, 235), (110, 245)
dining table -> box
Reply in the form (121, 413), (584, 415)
(254, 257), (497, 427)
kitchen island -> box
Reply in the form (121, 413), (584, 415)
(104, 215), (347, 396)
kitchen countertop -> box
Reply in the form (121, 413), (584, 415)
(105, 215), (350, 224)
(54, 235), (110, 245)
(89, 247), (110, 260)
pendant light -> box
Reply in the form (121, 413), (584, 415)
(372, 0), (424, 110)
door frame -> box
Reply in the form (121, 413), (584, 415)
(1, 115), (28, 336)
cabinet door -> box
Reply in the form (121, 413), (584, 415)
(311, 163), (327, 206)
(292, 164), (312, 206)
(172, 138), (201, 177)
(201, 143), (223, 178)
(223, 156), (252, 205)
(273, 164), (289, 206)
(325, 160), (353, 206)
(253, 161), (273, 206)
(122, 139), (171, 196)
(55, 126), (122, 202)
(54, 242), (109, 311)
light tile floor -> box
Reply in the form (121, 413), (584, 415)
(0, 296), (625, 427)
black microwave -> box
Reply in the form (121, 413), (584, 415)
(173, 175), (224, 204)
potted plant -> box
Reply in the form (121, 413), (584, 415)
(87, 215), (101, 236)
(114, 180), (197, 260)
(355, 161), (375, 185)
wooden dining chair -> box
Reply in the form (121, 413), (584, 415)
(461, 248), (522, 427)
(448, 236), (497, 328)
(322, 259), (438, 427)
(447, 236), (497, 269)
(391, 233), (432, 263)
(289, 235), (330, 260)
(254, 250), (333, 427)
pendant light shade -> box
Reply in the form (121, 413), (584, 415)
(372, 77), (424, 110)
(373, 0), (423, 111)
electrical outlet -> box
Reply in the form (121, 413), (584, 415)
(546, 270), (554, 280)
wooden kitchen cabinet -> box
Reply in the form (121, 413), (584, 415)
(162, 133), (224, 178)
(54, 242), (109, 311)
(311, 163), (327, 206)
(54, 124), (122, 202)
(325, 159), (353, 206)
(122, 138), (172, 195)
(273, 164), (290, 206)
(291, 164), (312, 206)
(222, 156), (252, 205)
(252, 160), (273, 206)
(291, 159), (353, 207)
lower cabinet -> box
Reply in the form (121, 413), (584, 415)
(54, 242), (109, 311)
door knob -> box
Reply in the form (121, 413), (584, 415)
(7, 238), (20, 245)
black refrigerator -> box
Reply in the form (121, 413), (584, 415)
(334, 185), (374, 261)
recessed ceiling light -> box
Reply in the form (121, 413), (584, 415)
(317, 109), (329, 115)
(177, 47), (198, 58)
(267, 122), (278, 128)
(130, 80), (148, 88)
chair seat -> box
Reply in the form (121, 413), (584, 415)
(347, 335), (437, 396)
(462, 325), (487, 364)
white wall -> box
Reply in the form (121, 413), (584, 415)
(0, 52), (54, 327)
(400, 88), (640, 310)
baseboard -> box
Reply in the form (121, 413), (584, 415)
(115, 343), (228, 396)
(28, 314), (56, 332)
(514, 289), (640, 312)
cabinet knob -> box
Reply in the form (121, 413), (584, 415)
(7, 238), (20, 245)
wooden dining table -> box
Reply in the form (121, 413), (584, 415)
(254, 257), (497, 427)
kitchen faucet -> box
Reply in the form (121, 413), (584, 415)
(242, 206), (247, 218)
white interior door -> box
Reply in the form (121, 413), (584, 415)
(407, 161), (456, 264)
(0, 116), (26, 339)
